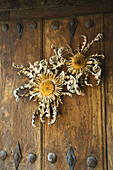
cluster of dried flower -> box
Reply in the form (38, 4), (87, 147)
(13, 33), (104, 126)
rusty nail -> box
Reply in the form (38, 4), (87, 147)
(68, 16), (78, 45)
(14, 153), (19, 161)
(66, 147), (76, 170)
(1, 24), (9, 31)
(13, 142), (22, 169)
(15, 22), (22, 34)
(28, 153), (37, 163)
(30, 21), (37, 30)
(48, 153), (57, 163)
(0, 150), (7, 160)
(40, 0), (47, 6)
(15, 21), (23, 39)
(85, 19), (94, 28)
(86, 156), (97, 168)
(68, 154), (74, 166)
(69, 17), (77, 27)
(51, 21), (59, 30)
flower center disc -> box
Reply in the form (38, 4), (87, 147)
(40, 80), (55, 96)
(72, 53), (86, 69)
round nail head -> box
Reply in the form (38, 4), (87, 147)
(86, 156), (97, 168)
(48, 152), (57, 163)
(85, 19), (94, 28)
(51, 21), (59, 30)
(0, 150), (7, 160)
(28, 153), (37, 163)
(40, 0), (47, 6)
(2, 24), (9, 32)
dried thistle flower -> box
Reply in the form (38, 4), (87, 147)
(65, 33), (104, 95)
(13, 57), (71, 126)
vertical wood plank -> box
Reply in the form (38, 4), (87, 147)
(104, 13), (113, 170)
(0, 20), (42, 170)
(43, 14), (106, 170)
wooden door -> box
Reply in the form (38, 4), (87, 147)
(0, 2), (113, 170)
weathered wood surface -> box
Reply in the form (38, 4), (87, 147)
(0, 1), (113, 21)
(43, 14), (107, 170)
(0, 0), (110, 11)
(9, 3), (113, 20)
(104, 14), (113, 170)
(0, 20), (42, 170)
(0, 10), (113, 170)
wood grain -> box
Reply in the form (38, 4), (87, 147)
(0, 19), (42, 170)
(0, 8), (112, 170)
(43, 14), (107, 170)
(0, 0), (110, 11)
(10, 3), (113, 20)
(0, 11), (9, 21)
(104, 13), (113, 170)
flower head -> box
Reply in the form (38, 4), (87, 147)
(13, 51), (71, 126)
(65, 33), (104, 95)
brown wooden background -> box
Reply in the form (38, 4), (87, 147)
(0, 1), (113, 170)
